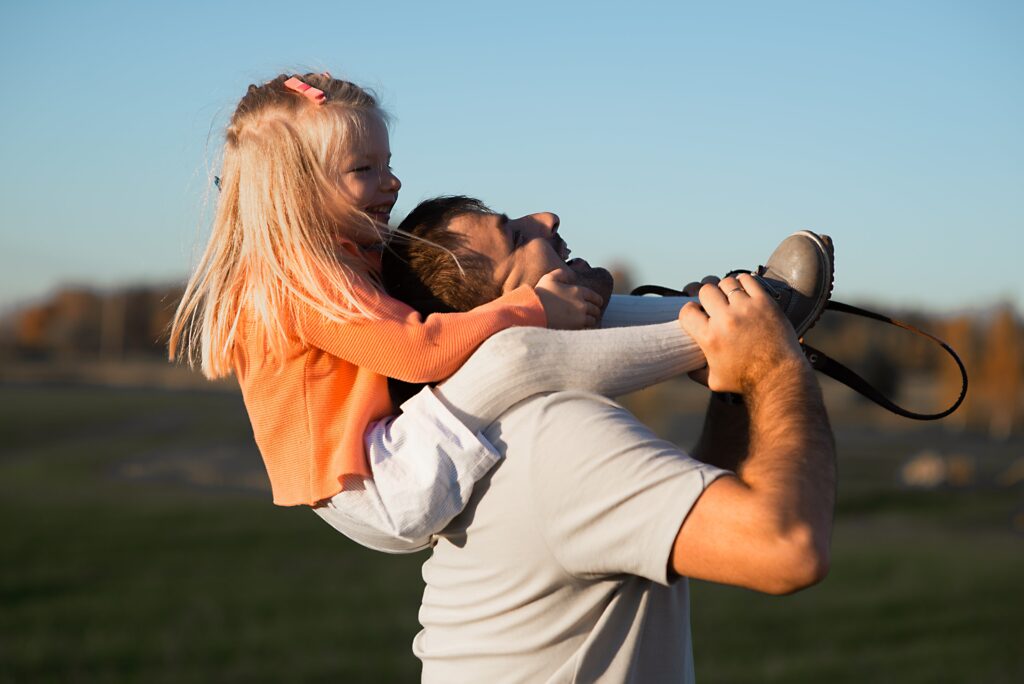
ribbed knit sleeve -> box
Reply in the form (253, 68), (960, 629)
(298, 285), (546, 383)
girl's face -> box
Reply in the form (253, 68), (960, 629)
(336, 116), (402, 225)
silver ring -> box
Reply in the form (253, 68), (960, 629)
(726, 286), (745, 296)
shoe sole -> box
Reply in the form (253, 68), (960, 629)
(789, 229), (835, 338)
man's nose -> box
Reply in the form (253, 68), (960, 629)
(532, 212), (560, 234)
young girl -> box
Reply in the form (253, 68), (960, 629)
(168, 72), (789, 553)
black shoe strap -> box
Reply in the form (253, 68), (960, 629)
(802, 301), (968, 421)
(627, 286), (969, 421)
(631, 284), (688, 297)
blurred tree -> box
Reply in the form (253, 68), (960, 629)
(978, 306), (1022, 439)
(609, 263), (635, 295)
(47, 289), (102, 357)
(1, 282), (1020, 440)
(939, 316), (977, 432)
(8, 285), (184, 361)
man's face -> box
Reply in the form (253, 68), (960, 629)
(446, 211), (613, 303)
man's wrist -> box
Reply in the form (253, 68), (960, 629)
(745, 356), (816, 408)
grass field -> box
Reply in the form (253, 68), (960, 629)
(1, 383), (1021, 682)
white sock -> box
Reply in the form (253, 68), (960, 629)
(601, 294), (693, 327)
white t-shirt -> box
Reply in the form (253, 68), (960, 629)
(415, 391), (728, 683)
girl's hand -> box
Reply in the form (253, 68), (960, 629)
(535, 269), (604, 330)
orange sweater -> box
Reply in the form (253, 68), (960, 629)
(233, 285), (546, 506)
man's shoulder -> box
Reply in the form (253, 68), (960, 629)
(473, 389), (726, 586)
(489, 390), (650, 448)
(484, 390), (689, 478)
(502, 389), (635, 422)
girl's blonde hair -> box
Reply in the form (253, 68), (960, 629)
(169, 73), (389, 379)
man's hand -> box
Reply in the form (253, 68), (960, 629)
(680, 275), (719, 388)
(679, 274), (806, 395)
(536, 269), (604, 330)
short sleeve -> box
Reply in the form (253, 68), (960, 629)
(523, 392), (729, 585)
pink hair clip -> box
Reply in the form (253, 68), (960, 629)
(284, 76), (326, 104)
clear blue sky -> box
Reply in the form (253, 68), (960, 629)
(2, 0), (1021, 314)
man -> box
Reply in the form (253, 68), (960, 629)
(384, 197), (836, 682)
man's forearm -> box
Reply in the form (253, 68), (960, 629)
(742, 358), (836, 570)
(668, 361), (836, 593)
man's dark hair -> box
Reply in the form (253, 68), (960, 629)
(382, 196), (505, 408)
(383, 196), (502, 315)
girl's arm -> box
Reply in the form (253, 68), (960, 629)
(298, 285), (545, 384)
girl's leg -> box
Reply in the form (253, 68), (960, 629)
(434, 309), (705, 435)
(601, 294), (692, 327)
